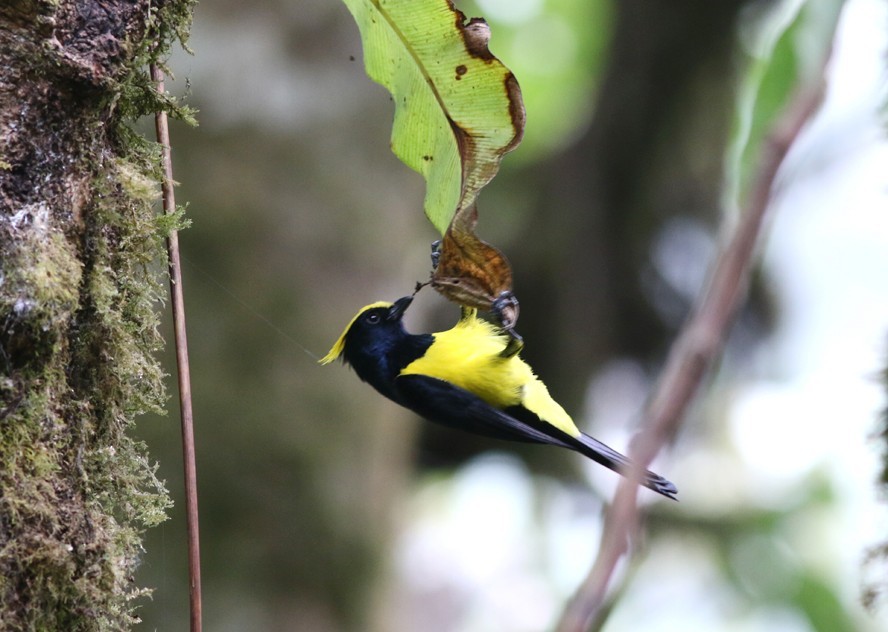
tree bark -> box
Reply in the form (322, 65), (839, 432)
(1, 1), (192, 628)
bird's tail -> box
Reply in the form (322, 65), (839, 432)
(573, 433), (678, 500)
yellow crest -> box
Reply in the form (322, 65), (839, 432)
(319, 301), (393, 365)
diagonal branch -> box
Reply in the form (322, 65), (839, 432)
(555, 60), (831, 632)
(151, 63), (203, 632)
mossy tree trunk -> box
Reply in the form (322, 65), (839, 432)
(1, 1), (193, 628)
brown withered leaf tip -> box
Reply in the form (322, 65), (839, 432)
(431, 204), (516, 326)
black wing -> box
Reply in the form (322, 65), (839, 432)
(394, 374), (575, 448)
(396, 374), (678, 500)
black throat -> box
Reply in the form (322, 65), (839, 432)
(344, 329), (433, 402)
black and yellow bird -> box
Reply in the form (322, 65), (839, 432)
(321, 296), (676, 499)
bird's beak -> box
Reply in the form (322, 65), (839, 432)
(387, 296), (413, 321)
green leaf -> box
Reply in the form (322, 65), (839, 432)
(343, 0), (525, 235)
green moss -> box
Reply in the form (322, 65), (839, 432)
(0, 0), (197, 628)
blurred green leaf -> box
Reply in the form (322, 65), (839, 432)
(793, 573), (859, 632)
(726, 0), (844, 211)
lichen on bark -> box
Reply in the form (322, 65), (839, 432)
(1, 0), (195, 628)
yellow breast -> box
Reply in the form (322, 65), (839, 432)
(399, 313), (580, 437)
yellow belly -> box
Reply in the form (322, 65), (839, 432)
(399, 315), (580, 437)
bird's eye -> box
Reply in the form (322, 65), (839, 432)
(365, 313), (381, 324)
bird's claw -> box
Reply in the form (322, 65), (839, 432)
(492, 291), (519, 330)
(489, 291), (522, 357)
(500, 329), (524, 358)
(430, 239), (442, 270)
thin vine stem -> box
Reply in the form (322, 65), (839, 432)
(151, 62), (203, 632)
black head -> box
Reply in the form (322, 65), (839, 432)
(320, 296), (430, 400)
(342, 297), (412, 363)
(320, 294), (409, 360)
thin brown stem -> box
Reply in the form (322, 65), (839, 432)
(151, 63), (203, 632)
(555, 69), (829, 632)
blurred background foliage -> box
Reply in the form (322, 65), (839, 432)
(134, 0), (888, 630)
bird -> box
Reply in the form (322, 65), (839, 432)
(320, 296), (677, 499)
